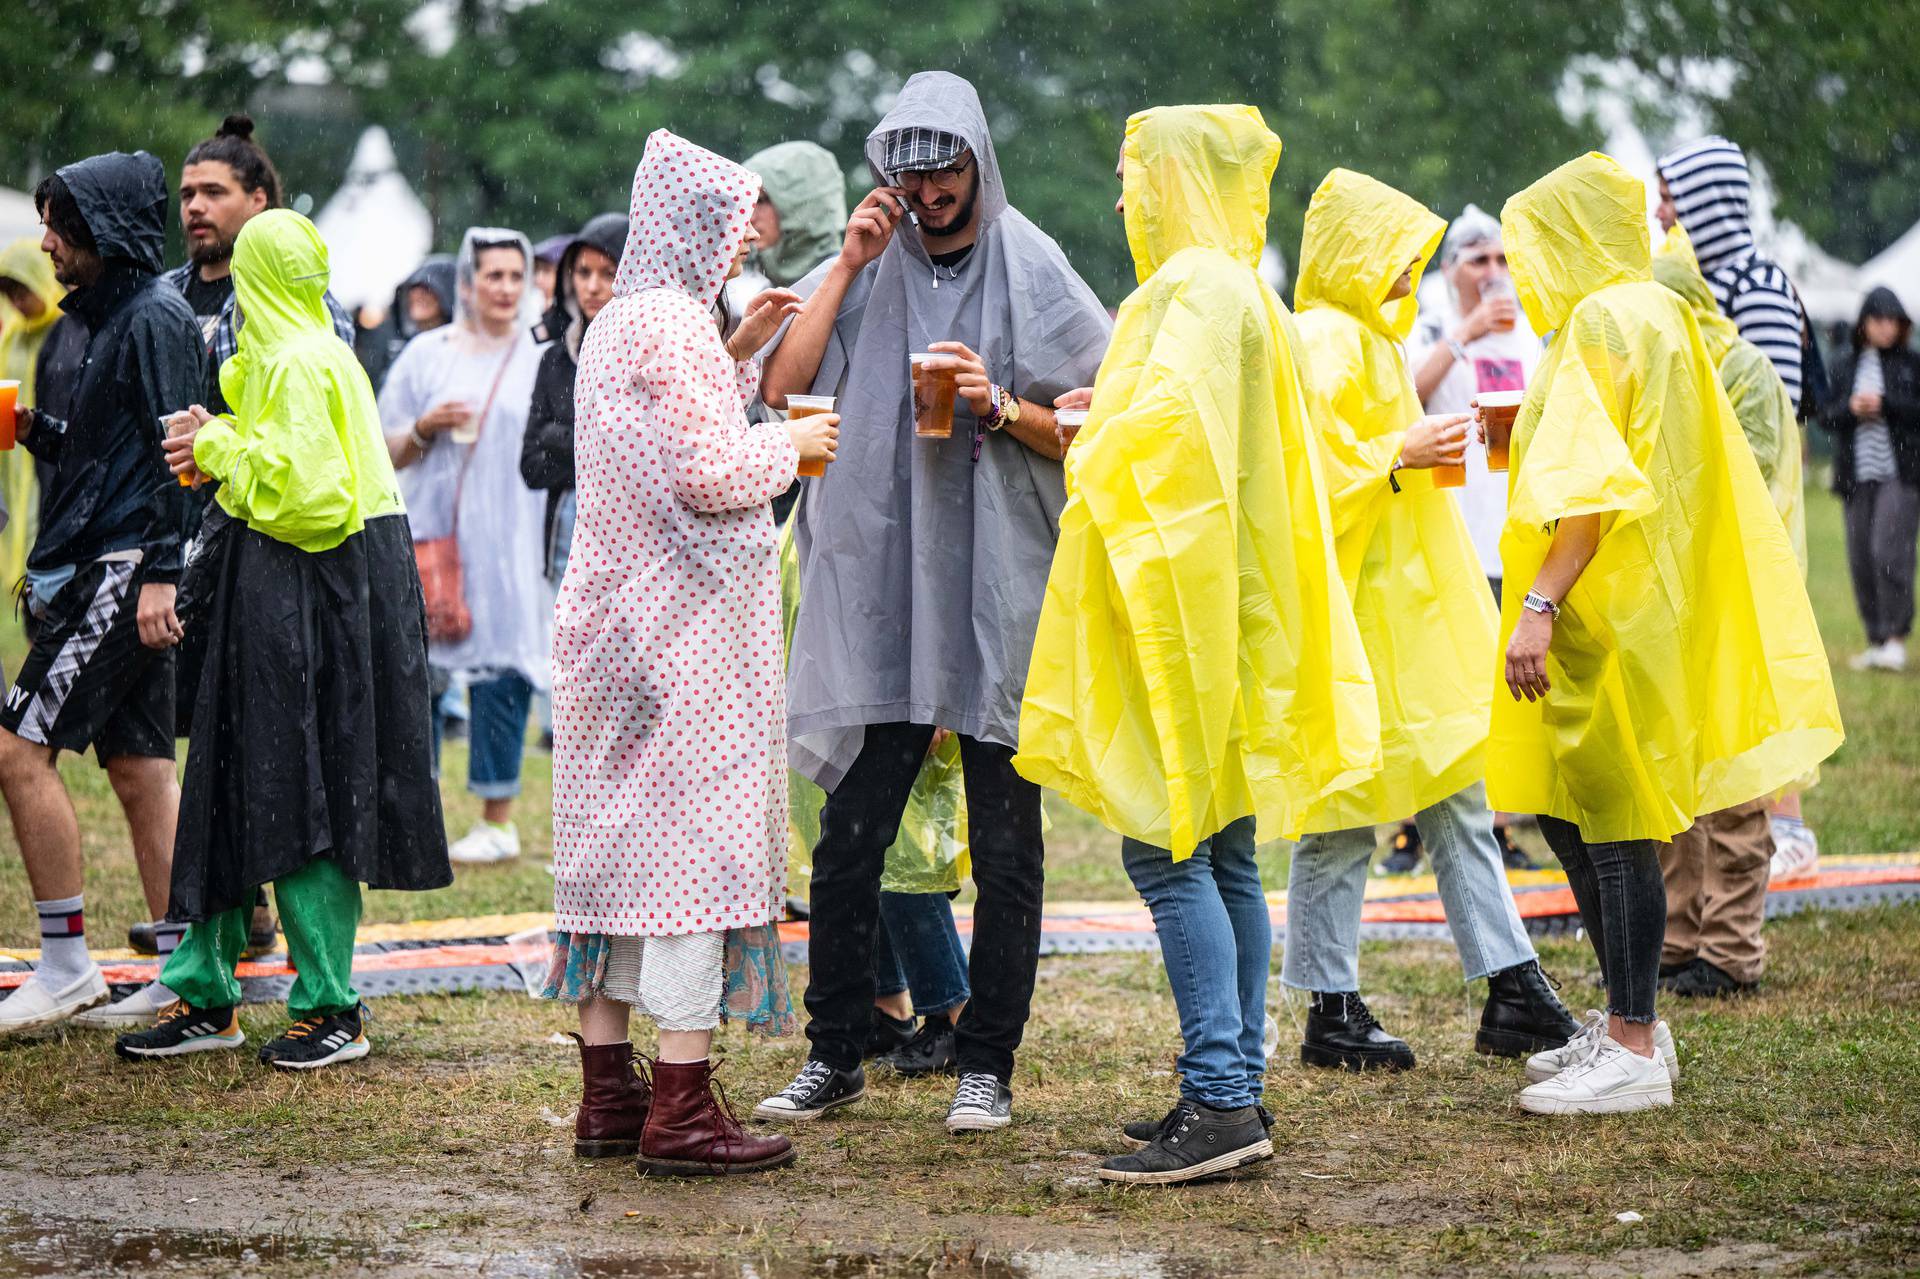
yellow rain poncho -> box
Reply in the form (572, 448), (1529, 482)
(1492, 153), (1841, 842)
(1015, 105), (1380, 858)
(1293, 170), (1500, 831)
(1653, 225), (1807, 572)
(780, 521), (970, 897)
(0, 237), (64, 586)
(195, 210), (403, 551)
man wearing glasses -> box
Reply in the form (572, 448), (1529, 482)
(754, 71), (1111, 1136)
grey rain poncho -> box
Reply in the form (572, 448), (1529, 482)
(782, 71), (1113, 787)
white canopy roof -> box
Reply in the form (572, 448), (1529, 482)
(1859, 220), (1920, 318)
(312, 128), (434, 313)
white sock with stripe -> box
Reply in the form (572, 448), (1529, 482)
(35, 895), (91, 984)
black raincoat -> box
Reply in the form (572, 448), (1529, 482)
(521, 212), (626, 573)
(24, 152), (205, 582)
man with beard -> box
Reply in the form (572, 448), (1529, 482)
(0, 152), (205, 1036)
(752, 72), (1112, 1135)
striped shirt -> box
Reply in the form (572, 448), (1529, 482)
(1657, 137), (1804, 405)
(1853, 348), (1898, 484)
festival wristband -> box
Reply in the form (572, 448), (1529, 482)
(1522, 589), (1560, 619)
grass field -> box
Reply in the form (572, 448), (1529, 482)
(0, 487), (1915, 1277)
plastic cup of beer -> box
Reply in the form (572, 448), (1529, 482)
(1476, 389), (1524, 473)
(910, 353), (957, 439)
(786, 394), (837, 477)
(1483, 275), (1518, 332)
(1054, 408), (1087, 452)
(449, 407), (481, 446)
(0, 380), (17, 450)
(160, 411), (198, 486)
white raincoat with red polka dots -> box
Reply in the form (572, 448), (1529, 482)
(550, 131), (799, 936)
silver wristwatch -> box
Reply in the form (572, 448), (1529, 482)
(1522, 589), (1560, 619)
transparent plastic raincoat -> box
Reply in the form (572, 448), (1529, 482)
(1653, 225), (1806, 573)
(1292, 169), (1499, 831)
(1015, 105), (1379, 859)
(1491, 153), (1840, 842)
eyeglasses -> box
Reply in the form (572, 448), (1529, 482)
(895, 158), (974, 192)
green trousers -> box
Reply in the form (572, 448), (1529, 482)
(161, 858), (363, 1019)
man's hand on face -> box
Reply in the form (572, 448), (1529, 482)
(928, 341), (992, 415)
(840, 189), (907, 274)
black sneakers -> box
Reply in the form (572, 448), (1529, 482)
(1099, 1100), (1273, 1184)
(1301, 991), (1416, 1070)
(753, 1059), (866, 1122)
(258, 1005), (370, 1070)
(1664, 957), (1757, 998)
(884, 1015), (958, 1077)
(1123, 1102), (1273, 1151)
(1476, 960), (1582, 1057)
(115, 1001), (247, 1059)
(864, 1009), (917, 1059)
(946, 1071), (1013, 1133)
(1374, 825), (1424, 876)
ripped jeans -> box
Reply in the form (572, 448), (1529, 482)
(1537, 815), (1665, 1023)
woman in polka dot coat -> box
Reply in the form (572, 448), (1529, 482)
(541, 130), (838, 1175)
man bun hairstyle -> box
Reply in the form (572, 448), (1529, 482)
(184, 113), (286, 208)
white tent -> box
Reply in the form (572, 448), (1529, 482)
(0, 186), (42, 246)
(312, 127), (433, 314)
(1858, 220), (1920, 318)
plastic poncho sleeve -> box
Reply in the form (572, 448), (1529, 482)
(1719, 341), (1788, 485)
(638, 301), (796, 515)
(1017, 250), (1379, 857)
(1505, 306), (1657, 535)
(1295, 320), (1431, 542)
(195, 360), (358, 550)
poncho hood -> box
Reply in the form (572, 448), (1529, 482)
(0, 236), (64, 334)
(1502, 152), (1651, 336)
(56, 151), (169, 276)
(744, 141), (848, 287)
(615, 130), (759, 311)
(864, 72), (1007, 263)
(1122, 105), (1279, 284)
(396, 255), (456, 337)
(536, 211), (627, 348)
(1656, 136), (1755, 276)
(228, 210), (334, 360)
(1296, 168), (1443, 341)
(1653, 223), (1739, 361)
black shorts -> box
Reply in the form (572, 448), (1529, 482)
(0, 558), (176, 763)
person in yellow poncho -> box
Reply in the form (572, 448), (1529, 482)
(1492, 153), (1841, 1116)
(0, 237), (66, 586)
(112, 209), (451, 1068)
(1651, 224), (1813, 999)
(1015, 105), (1380, 1186)
(1282, 169), (1580, 1073)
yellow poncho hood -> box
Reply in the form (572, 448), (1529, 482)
(1654, 224), (1805, 570)
(1293, 171), (1499, 830)
(195, 210), (404, 551)
(1015, 105), (1380, 857)
(0, 237), (65, 404)
(1492, 153), (1840, 841)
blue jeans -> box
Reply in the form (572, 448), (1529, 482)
(1283, 781), (1536, 991)
(871, 890), (971, 1016)
(465, 670), (533, 801)
(1121, 817), (1268, 1110)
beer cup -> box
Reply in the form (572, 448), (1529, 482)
(1476, 390), (1524, 473)
(910, 353), (957, 439)
(786, 395), (837, 477)
(0, 380), (17, 451)
(1054, 408), (1087, 452)
(1483, 275), (1518, 332)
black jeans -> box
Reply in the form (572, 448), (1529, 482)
(803, 722), (1045, 1079)
(1843, 479), (1920, 644)
(1538, 815), (1665, 1024)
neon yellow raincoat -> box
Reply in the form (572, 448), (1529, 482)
(194, 210), (403, 551)
(1293, 170), (1499, 831)
(1492, 153), (1841, 842)
(1653, 225), (1807, 572)
(780, 520), (970, 898)
(1015, 105), (1380, 858)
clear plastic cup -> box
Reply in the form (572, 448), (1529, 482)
(1476, 389), (1525, 472)
(910, 353), (957, 439)
(1054, 408), (1087, 452)
(1483, 275), (1518, 332)
(786, 394), (837, 477)
(0, 379), (17, 450)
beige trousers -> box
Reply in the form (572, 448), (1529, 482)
(1660, 799), (1774, 983)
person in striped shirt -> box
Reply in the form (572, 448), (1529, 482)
(1656, 137), (1806, 408)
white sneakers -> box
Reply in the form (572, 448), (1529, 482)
(71, 980), (178, 1029)
(1849, 640), (1908, 672)
(1526, 1009), (1677, 1085)
(1519, 1033), (1674, 1115)
(1769, 819), (1821, 883)
(448, 821), (521, 865)
(0, 965), (110, 1035)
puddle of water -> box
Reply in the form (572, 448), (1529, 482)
(0, 1219), (1218, 1278)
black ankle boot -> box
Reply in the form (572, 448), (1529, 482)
(1300, 991), (1415, 1071)
(1475, 960), (1581, 1057)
